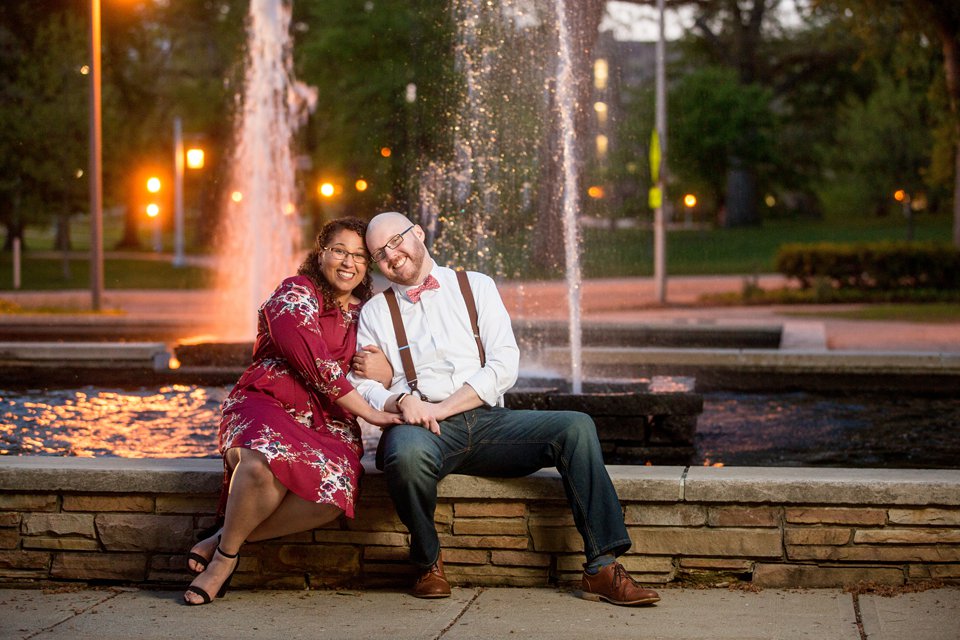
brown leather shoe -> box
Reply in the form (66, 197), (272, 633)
(581, 562), (660, 606)
(412, 555), (451, 599)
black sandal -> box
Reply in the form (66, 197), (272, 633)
(183, 546), (239, 606)
(186, 535), (221, 575)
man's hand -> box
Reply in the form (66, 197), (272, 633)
(352, 345), (393, 387)
(399, 395), (445, 436)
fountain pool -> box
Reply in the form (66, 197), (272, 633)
(2, 385), (957, 469)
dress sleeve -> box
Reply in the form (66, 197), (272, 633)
(261, 277), (354, 401)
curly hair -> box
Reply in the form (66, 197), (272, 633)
(297, 217), (373, 311)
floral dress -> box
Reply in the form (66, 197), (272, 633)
(217, 275), (364, 518)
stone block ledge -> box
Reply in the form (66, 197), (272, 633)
(1, 457), (958, 590)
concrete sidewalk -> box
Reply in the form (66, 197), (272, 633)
(2, 585), (958, 640)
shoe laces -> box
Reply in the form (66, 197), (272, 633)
(613, 562), (638, 587)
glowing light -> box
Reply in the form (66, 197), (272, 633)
(146, 203), (160, 217)
(380, 147), (392, 158)
(284, 202), (296, 216)
(168, 357), (181, 370)
(593, 58), (608, 90)
(683, 194), (697, 208)
(894, 189), (907, 202)
(587, 185), (604, 199)
(764, 194), (776, 207)
(594, 101), (608, 125)
(595, 134), (608, 157)
(186, 148), (205, 169)
(231, 191), (243, 202)
(146, 177), (161, 193)
(75, 169), (84, 178)
(80, 65), (90, 75)
(355, 179), (368, 192)
(318, 182), (335, 198)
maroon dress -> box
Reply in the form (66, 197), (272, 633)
(217, 275), (364, 518)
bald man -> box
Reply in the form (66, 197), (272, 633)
(349, 212), (659, 607)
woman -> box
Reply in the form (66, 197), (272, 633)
(183, 217), (400, 605)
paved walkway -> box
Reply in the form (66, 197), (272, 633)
(3, 274), (959, 352)
(2, 585), (957, 639)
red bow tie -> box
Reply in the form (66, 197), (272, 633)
(407, 274), (440, 303)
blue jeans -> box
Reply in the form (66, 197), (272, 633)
(375, 406), (633, 568)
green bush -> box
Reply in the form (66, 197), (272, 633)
(775, 242), (960, 291)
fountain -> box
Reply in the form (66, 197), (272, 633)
(214, 0), (316, 340)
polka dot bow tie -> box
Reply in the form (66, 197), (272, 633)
(407, 274), (440, 303)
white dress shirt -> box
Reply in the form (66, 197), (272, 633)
(348, 262), (520, 410)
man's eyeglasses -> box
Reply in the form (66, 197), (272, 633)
(325, 246), (369, 265)
(370, 225), (415, 262)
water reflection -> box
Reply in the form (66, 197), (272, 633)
(1, 386), (226, 458)
(2, 387), (958, 468)
(698, 392), (960, 468)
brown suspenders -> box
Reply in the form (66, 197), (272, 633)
(382, 269), (485, 400)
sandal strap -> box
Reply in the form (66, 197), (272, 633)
(215, 545), (239, 559)
(184, 584), (212, 604)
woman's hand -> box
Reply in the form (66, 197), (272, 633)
(362, 408), (405, 428)
(352, 345), (393, 387)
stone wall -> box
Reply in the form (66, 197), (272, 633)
(0, 458), (958, 590)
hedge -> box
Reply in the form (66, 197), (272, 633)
(775, 241), (960, 291)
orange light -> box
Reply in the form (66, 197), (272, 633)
(355, 179), (368, 192)
(146, 177), (161, 193)
(318, 182), (335, 198)
(231, 191), (243, 202)
(380, 147), (392, 158)
(683, 194), (697, 208)
(894, 189), (907, 202)
(284, 202), (296, 216)
(186, 148), (205, 169)
(146, 203), (160, 218)
(587, 185), (604, 199)
(168, 356), (181, 370)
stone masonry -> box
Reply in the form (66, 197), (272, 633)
(0, 459), (958, 590)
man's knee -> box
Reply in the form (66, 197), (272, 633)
(382, 430), (440, 482)
(560, 411), (598, 439)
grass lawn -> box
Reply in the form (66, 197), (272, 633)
(583, 215), (954, 278)
(784, 303), (960, 323)
(0, 255), (213, 291)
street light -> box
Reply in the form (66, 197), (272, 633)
(895, 188), (913, 241)
(186, 148), (205, 170)
(683, 193), (696, 228)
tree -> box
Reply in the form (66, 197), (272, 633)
(293, 0), (453, 220)
(815, 0), (960, 246)
(0, 1), (88, 251)
(668, 66), (776, 224)
(102, 0), (246, 249)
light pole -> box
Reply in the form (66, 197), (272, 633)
(652, 0), (668, 304)
(173, 117), (185, 266)
(88, 0), (104, 310)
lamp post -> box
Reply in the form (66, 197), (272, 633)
(173, 117), (185, 266)
(652, 0), (668, 303)
(88, 0), (104, 310)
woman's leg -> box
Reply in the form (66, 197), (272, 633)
(184, 448), (346, 603)
(246, 493), (342, 542)
(184, 448), (285, 603)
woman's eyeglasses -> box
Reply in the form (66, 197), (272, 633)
(324, 246), (369, 265)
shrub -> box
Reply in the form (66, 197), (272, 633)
(775, 242), (960, 291)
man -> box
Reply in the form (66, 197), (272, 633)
(349, 211), (659, 606)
